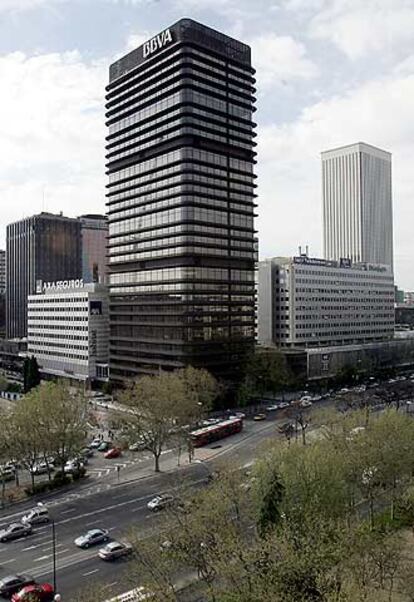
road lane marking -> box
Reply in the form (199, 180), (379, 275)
(104, 582), (118, 588)
(2, 558), (16, 564)
(22, 545), (40, 551)
(82, 568), (99, 576)
(34, 554), (51, 562)
(61, 508), (76, 514)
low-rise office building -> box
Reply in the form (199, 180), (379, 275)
(258, 255), (395, 348)
(27, 281), (109, 383)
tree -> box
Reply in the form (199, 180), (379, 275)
(238, 349), (294, 403)
(119, 369), (217, 472)
(23, 356), (41, 393)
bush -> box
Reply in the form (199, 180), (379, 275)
(52, 471), (71, 487)
(25, 481), (50, 496)
(71, 466), (86, 481)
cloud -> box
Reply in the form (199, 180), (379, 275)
(286, 0), (414, 60)
(0, 50), (107, 232)
(251, 34), (318, 88)
(257, 70), (414, 287)
(0, 0), (64, 12)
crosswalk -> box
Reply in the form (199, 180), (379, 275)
(87, 455), (152, 479)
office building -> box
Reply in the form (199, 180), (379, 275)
(0, 250), (5, 337)
(27, 281), (109, 382)
(0, 250), (5, 294)
(322, 142), (393, 269)
(6, 212), (81, 339)
(79, 214), (108, 283)
(106, 19), (257, 381)
(258, 254), (395, 348)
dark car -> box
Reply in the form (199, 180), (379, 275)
(0, 575), (35, 597)
(97, 441), (112, 452)
(0, 523), (32, 542)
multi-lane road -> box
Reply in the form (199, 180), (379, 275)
(0, 415), (281, 600)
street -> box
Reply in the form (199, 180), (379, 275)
(0, 415), (282, 600)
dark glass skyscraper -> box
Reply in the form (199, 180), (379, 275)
(106, 18), (257, 381)
(6, 213), (81, 339)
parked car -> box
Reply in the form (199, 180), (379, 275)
(0, 575), (35, 598)
(0, 465), (16, 481)
(74, 528), (109, 548)
(11, 583), (54, 602)
(81, 447), (94, 458)
(129, 441), (147, 452)
(104, 448), (122, 459)
(97, 441), (112, 452)
(311, 395), (322, 402)
(22, 506), (49, 525)
(88, 438), (102, 449)
(147, 494), (175, 512)
(253, 413), (266, 421)
(30, 462), (53, 476)
(64, 460), (84, 474)
(266, 404), (280, 412)
(300, 400), (313, 408)
(98, 541), (133, 561)
(0, 523), (32, 542)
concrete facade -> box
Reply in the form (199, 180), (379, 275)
(258, 255), (395, 349)
(322, 142), (393, 269)
(27, 282), (109, 382)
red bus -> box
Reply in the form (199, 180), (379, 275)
(190, 418), (243, 448)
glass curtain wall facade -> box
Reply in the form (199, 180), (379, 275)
(106, 19), (257, 381)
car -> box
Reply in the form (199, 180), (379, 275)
(88, 438), (102, 449)
(11, 583), (54, 602)
(30, 462), (53, 476)
(0, 465), (16, 482)
(22, 506), (49, 525)
(278, 402), (290, 409)
(129, 441), (147, 452)
(266, 404), (280, 412)
(300, 400), (313, 408)
(74, 528), (109, 548)
(300, 395), (312, 402)
(0, 575), (35, 598)
(64, 460), (84, 474)
(104, 447), (122, 459)
(311, 395), (322, 402)
(253, 413), (266, 421)
(98, 541), (133, 561)
(147, 494), (175, 512)
(338, 388), (350, 394)
(97, 441), (112, 452)
(81, 447), (94, 458)
(0, 523), (32, 542)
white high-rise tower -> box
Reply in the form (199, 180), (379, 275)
(322, 142), (393, 269)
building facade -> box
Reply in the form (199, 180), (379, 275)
(258, 255), (395, 348)
(27, 282), (109, 382)
(106, 19), (257, 381)
(322, 142), (393, 269)
(79, 214), (108, 284)
(0, 250), (5, 294)
(6, 213), (82, 339)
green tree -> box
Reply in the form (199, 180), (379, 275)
(119, 369), (216, 472)
(23, 356), (41, 393)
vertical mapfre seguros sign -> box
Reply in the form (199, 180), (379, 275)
(143, 28), (173, 59)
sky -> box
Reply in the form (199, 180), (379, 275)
(0, 0), (414, 287)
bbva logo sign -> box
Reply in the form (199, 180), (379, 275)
(143, 29), (173, 59)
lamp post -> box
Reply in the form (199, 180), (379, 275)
(37, 504), (57, 594)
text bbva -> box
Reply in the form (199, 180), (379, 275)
(143, 29), (173, 58)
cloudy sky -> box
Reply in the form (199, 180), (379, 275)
(0, 0), (413, 286)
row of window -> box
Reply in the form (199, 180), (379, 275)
(110, 283), (255, 294)
(109, 207), (253, 236)
(109, 246), (255, 262)
(110, 267), (254, 285)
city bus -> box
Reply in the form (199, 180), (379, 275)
(190, 417), (243, 448)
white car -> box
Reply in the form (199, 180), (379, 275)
(300, 396), (312, 402)
(278, 402), (289, 409)
(311, 395), (322, 402)
(64, 460), (84, 474)
(30, 462), (53, 476)
(300, 400), (313, 408)
(266, 404), (279, 412)
(147, 494), (174, 512)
